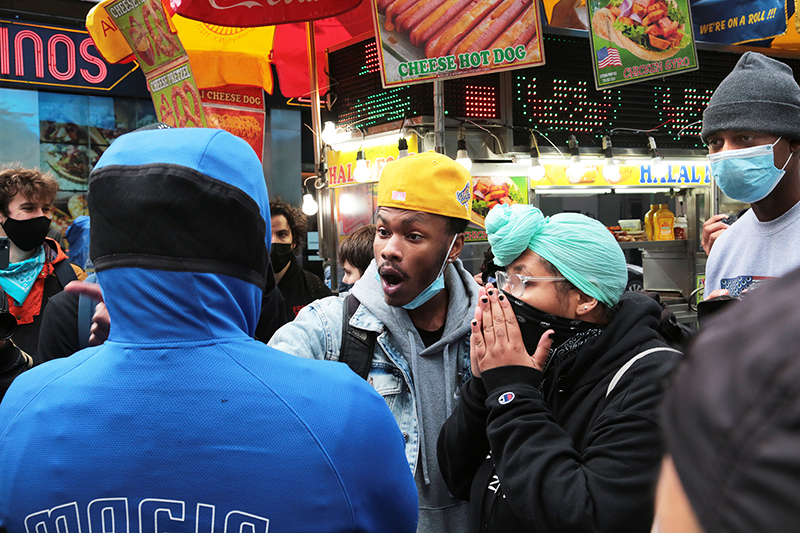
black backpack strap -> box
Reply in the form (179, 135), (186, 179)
(52, 260), (78, 288)
(339, 294), (377, 380)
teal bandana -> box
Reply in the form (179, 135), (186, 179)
(0, 247), (46, 305)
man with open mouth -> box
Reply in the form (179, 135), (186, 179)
(270, 151), (481, 533)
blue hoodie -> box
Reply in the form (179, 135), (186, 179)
(0, 128), (418, 532)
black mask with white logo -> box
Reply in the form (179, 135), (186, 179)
(2, 216), (51, 252)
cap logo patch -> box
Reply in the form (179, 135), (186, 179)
(498, 391), (515, 405)
(392, 191), (407, 202)
(456, 183), (470, 208)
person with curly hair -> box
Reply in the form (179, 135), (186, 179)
(270, 198), (331, 319)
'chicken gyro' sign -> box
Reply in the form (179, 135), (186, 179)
(588, 0), (698, 90)
(371, 0), (546, 88)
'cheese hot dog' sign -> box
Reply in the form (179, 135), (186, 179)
(371, 0), (546, 88)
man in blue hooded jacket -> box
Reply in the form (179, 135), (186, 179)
(0, 127), (418, 532)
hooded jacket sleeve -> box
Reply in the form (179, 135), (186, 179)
(437, 376), (492, 500)
(473, 354), (673, 532)
(267, 295), (344, 360)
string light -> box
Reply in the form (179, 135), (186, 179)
(527, 131), (545, 183)
(648, 136), (669, 180)
(301, 176), (319, 216)
(455, 125), (472, 172)
(601, 135), (621, 183)
(353, 149), (370, 182)
(566, 134), (587, 183)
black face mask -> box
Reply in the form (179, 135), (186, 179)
(2, 216), (51, 252)
(270, 242), (295, 272)
(504, 290), (603, 358)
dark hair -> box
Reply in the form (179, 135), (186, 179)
(446, 216), (469, 235)
(339, 224), (376, 275)
(479, 245), (500, 284)
(0, 168), (59, 216)
(537, 254), (618, 321)
(270, 198), (307, 249)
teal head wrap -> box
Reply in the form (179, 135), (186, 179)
(486, 204), (627, 307)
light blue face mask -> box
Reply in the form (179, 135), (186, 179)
(402, 234), (458, 310)
(376, 234), (458, 310)
(708, 137), (791, 203)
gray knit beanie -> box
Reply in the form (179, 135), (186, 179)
(701, 52), (800, 143)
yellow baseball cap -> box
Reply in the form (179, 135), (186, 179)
(377, 151), (473, 222)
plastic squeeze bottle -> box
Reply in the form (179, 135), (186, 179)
(655, 204), (675, 241)
(645, 204), (658, 240)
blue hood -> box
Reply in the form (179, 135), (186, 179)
(89, 128), (270, 340)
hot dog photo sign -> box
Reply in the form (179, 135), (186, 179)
(371, 0), (546, 87)
(588, 0), (698, 90)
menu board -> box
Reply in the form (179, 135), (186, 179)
(371, 0), (546, 88)
(587, 0), (698, 90)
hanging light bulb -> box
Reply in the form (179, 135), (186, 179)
(353, 150), (370, 183)
(302, 192), (318, 216)
(527, 131), (545, 183)
(301, 176), (319, 215)
(455, 125), (472, 172)
(321, 121), (339, 146)
(566, 134), (587, 183)
(398, 136), (409, 159)
(601, 134), (621, 183)
(648, 136), (669, 180)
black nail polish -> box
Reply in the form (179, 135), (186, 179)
(481, 297), (488, 304)
(487, 289), (494, 296)
(471, 320), (477, 326)
(498, 294), (505, 301)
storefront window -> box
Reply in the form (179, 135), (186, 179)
(0, 87), (156, 243)
(36, 92), (156, 194)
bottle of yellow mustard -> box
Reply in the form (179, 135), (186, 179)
(645, 204), (658, 241)
(655, 204), (675, 241)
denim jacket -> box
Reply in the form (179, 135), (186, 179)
(268, 261), (476, 471)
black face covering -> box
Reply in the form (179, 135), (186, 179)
(2, 216), (51, 252)
(270, 242), (295, 273)
(504, 290), (604, 366)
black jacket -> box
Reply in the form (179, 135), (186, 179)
(277, 255), (332, 319)
(437, 291), (680, 532)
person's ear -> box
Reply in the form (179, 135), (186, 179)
(448, 233), (466, 263)
(574, 292), (598, 318)
(789, 139), (800, 153)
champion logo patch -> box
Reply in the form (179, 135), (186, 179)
(498, 392), (515, 405)
(455, 183), (470, 208)
(392, 191), (407, 201)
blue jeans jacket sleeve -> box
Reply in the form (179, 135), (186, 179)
(267, 295), (344, 360)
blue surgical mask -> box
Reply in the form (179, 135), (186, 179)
(708, 137), (791, 203)
(402, 234), (458, 310)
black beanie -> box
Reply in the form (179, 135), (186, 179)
(701, 52), (800, 143)
(661, 266), (800, 533)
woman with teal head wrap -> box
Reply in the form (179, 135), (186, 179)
(486, 203), (627, 308)
(438, 203), (679, 533)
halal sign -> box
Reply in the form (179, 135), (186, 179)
(0, 20), (139, 91)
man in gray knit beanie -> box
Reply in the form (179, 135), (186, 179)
(700, 51), (800, 301)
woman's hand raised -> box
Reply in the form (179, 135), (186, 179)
(469, 283), (552, 377)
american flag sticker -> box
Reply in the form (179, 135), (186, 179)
(597, 47), (622, 69)
(392, 191), (407, 201)
(498, 392), (515, 405)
